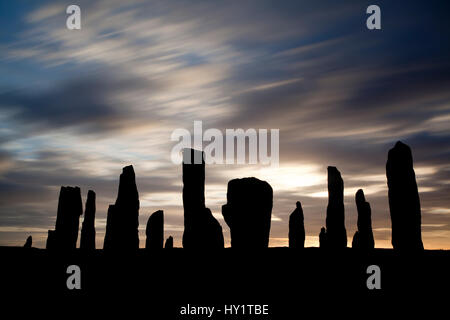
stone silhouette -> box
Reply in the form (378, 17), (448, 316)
(222, 177), (273, 248)
(386, 141), (424, 251)
(165, 236), (174, 249)
(324, 167), (347, 248)
(103, 205), (116, 250)
(319, 227), (327, 248)
(146, 210), (164, 250)
(46, 230), (56, 250)
(103, 165), (140, 251)
(351, 189), (375, 250)
(49, 186), (83, 250)
(289, 201), (305, 248)
(80, 190), (96, 250)
(23, 236), (32, 248)
(182, 149), (224, 249)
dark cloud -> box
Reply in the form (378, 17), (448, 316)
(0, 72), (159, 136)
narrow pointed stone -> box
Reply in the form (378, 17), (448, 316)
(325, 167), (347, 248)
(352, 189), (374, 250)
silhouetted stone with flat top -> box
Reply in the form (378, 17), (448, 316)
(165, 236), (173, 249)
(24, 236), (32, 248)
(54, 186), (83, 250)
(146, 210), (164, 250)
(289, 201), (305, 248)
(103, 166), (140, 251)
(386, 141), (423, 251)
(182, 149), (224, 249)
(80, 190), (96, 250)
(352, 189), (374, 250)
(222, 177), (273, 248)
(325, 167), (347, 248)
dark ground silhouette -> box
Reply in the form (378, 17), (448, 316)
(1, 247), (449, 317)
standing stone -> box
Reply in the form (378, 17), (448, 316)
(222, 177), (273, 248)
(146, 210), (164, 250)
(352, 189), (375, 250)
(115, 165), (140, 250)
(325, 167), (347, 248)
(80, 190), (96, 250)
(46, 230), (56, 250)
(103, 166), (140, 251)
(103, 205), (116, 250)
(386, 141), (423, 251)
(319, 227), (327, 248)
(54, 186), (83, 250)
(165, 236), (174, 249)
(24, 236), (32, 248)
(182, 149), (224, 249)
(289, 201), (305, 248)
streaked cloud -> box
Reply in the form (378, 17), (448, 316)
(0, 0), (449, 249)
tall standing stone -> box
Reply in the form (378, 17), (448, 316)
(80, 190), (96, 250)
(182, 149), (224, 249)
(325, 167), (347, 248)
(222, 177), (273, 248)
(115, 165), (140, 250)
(54, 186), (83, 250)
(103, 165), (140, 251)
(352, 189), (374, 250)
(386, 141), (423, 251)
(289, 201), (305, 248)
(146, 210), (164, 250)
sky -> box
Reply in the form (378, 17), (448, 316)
(0, 0), (449, 249)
